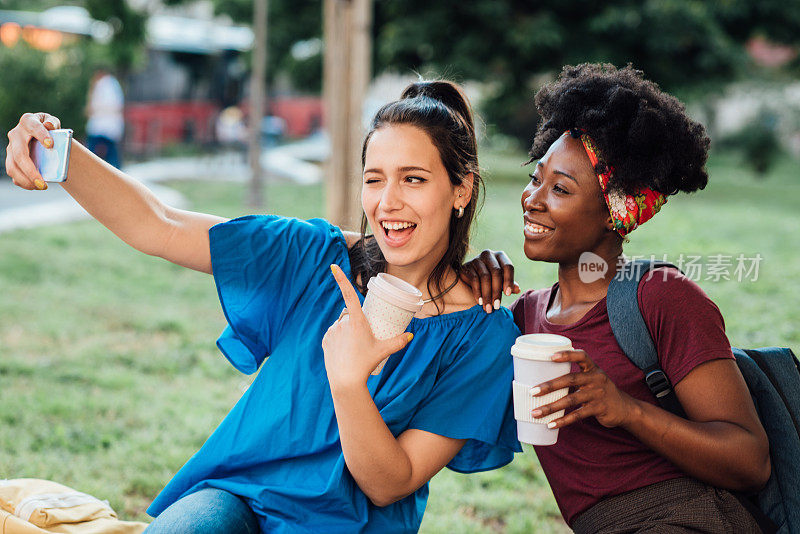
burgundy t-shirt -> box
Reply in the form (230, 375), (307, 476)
(510, 268), (735, 525)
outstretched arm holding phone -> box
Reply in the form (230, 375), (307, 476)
(6, 113), (226, 273)
(5, 113), (366, 271)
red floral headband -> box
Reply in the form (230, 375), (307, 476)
(568, 129), (667, 236)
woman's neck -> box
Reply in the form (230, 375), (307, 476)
(385, 264), (430, 292)
(385, 263), (455, 300)
(555, 243), (624, 311)
(386, 263), (473, 316)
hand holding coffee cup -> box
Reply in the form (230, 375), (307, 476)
(362, 273), (423, 374)
(511, 334), (574, 446)
(322, 266), (415, 386)
(530, 348), (636, 431)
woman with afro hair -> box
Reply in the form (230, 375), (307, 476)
(464, 63), (770, 532)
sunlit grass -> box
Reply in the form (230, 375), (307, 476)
(1, 149), (796, 531)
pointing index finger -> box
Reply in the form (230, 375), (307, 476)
(330, 264), (364, 319)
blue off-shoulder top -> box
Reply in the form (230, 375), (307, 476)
(147, 215), (521, 533)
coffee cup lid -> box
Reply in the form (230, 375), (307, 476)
(367, 273), (424, 313)
(511, 333), (573, 361)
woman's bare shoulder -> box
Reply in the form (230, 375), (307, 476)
(341, 230), (361, 249)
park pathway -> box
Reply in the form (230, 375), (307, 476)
(0, 134), (328, 234)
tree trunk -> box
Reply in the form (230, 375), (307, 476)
(323, 0), (372, 230)
(248, 0), (268, 208)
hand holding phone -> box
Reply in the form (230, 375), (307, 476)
(30, 128), (72, 183)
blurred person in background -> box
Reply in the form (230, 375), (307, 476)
(85, 67), (124, 169)
(215, 105), (247, 149)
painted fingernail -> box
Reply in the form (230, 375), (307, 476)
(34, 179), (46, 190)
(547, 422), (557, 429)
(406, 333), (414, 342)
(478, 297), (483, 306)
(493, 299), (500, 310)
(44, 138), (53, 148)
(532, 409), (543, 417)
(530, 386), (541, 395)
(484, 304), (492, 313)
(505, 287), (511, 296)
(551, 352), (564, 361)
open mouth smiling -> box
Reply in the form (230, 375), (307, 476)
(380, 220), (417, 247)
(524, 218), (554, 238)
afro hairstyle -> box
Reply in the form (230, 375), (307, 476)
(529, 63), (710, 196)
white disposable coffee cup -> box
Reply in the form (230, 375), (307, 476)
(363, 273), (423, 375)
(511, 333), (573, 446)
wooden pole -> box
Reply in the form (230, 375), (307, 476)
(323, 0), (372, 229)
(248, 0), (268, 208)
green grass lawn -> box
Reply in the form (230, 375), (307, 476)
(0, 149), (797, 532)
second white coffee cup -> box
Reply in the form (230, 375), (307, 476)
(362, 273), (423, 375)
(511, 333), (573, 446)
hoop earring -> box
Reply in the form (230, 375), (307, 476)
(456, 206), (464, 218)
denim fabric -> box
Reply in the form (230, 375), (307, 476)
(144, 487), (259, 534)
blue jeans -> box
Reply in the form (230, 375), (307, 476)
(144, 487), (260, 534)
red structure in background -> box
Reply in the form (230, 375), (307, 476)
(125, 96), (324, 154)
(125, 101), (218, 154)
(269, 97), (324, 138)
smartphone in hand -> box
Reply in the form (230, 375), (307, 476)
(30, 128), (73, 183)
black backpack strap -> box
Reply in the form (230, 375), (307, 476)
(608, 261), (778, 534)
(606, 259), (685, 417)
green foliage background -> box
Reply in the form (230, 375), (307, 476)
(3, 0), (800, 146)
(0, 44), (92, 139)
(188, 0), (800, 143)
(0, 0), (145, 167)
(373, 0), (800, 143)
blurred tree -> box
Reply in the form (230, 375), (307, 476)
(0, 43), (93, 141)
(0, 0), (146, 74)
(721, 109), (782, 177)
(0, 0), (62, 9)
(374, 0), (800, 144)
(164, 0), (800, 144)
(163, 0), (323, 93)
(0, 0), (145, 135)
(84, 0), (147, 74)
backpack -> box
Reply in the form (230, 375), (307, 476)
(606, 259), (800, 534)
(0, 479), (148, 534)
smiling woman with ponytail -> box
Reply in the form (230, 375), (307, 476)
(5, 79), (520, 533)
(350, 80), (483, 314)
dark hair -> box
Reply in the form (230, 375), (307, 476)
(348, 80), (483, 311)
(529, 63), (710, 196)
